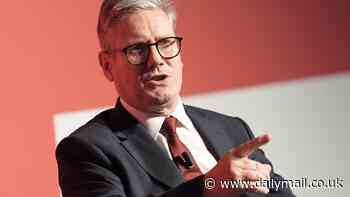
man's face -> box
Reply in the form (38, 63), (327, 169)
(103, 8), (183, 114)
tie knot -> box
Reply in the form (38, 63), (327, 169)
(162, 116), (177, 135)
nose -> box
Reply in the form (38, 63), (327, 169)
(146, 45), (164, 69)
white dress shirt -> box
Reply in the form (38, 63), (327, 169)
(120, 98), (217, 173)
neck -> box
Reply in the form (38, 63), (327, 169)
(121, 96), (180, 116)
(147, 96), (180, 116)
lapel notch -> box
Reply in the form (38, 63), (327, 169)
(109, 101), (184, 188)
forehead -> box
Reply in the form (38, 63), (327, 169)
(111, 8), (175, 47)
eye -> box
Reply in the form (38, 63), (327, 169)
(127, 43), (147, 55)
(158, 38), (176, 48)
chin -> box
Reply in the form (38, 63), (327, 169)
(145, 90), (177, 105)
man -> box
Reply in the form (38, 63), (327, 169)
(56, 0), (295, 196)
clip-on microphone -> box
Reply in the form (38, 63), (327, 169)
(174, 152), (193, 169)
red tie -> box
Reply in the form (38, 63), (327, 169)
(161, 116), (202, 181)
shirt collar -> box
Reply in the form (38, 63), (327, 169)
(120, 97), (194, 139)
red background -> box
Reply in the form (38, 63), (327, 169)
(0, 1), (348, 196)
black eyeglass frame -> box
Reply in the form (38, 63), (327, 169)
(107, 36), (183, 65)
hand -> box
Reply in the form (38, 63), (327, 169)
(204, 134), (272, 196)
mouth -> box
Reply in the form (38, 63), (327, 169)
(150, 75), (167, 81)
(142, 74), (169, 87)
(145, 74), (168, 82)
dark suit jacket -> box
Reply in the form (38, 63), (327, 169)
(56, 101), (295, 197)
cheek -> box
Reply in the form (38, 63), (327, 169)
(173, 59), (183, 81)
(112, 65), (139, 87)
(168, 56), (183, 71)
(113, 57), (138, 80)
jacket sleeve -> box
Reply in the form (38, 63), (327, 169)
(56, 136), (127, 197)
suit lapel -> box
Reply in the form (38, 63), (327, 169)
(184, 105), (233, 160)
(108, 101), (184, 188)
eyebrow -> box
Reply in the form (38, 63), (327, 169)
(124, 33), (176, 45)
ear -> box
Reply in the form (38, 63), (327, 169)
(98, 51), (114, 82)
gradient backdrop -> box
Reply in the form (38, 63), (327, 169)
(0, 1), (349, 197)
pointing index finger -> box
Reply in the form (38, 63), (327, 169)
(233, 134), (272, 158)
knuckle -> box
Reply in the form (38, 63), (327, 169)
(261, 164), (272, 174)
(265, 164), (272, 171)
(245, 171), (257, 180)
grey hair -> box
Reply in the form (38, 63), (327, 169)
(97, 0), (177, 51)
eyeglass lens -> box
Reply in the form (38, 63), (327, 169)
(126, 37), (181, 65)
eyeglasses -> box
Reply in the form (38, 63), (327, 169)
(107, 36), (183, 65)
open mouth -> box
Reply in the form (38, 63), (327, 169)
(149, 75), (167, 81)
